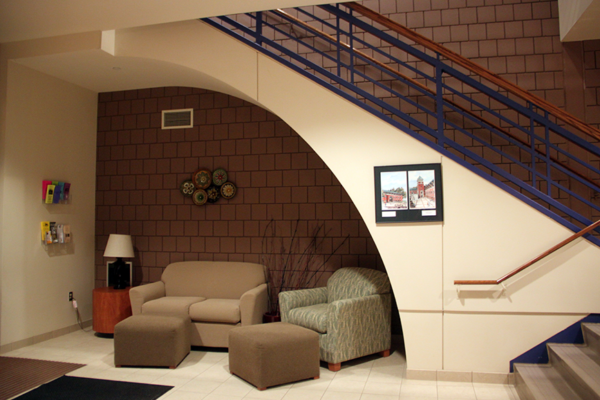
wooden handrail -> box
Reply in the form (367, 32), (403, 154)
(271, 9), (599, 192)
(454, 219), (600, 285)
(341, 2), (600, 142)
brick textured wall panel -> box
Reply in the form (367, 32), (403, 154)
(96, 87), (384, 287)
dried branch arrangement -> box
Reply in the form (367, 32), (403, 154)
(261, 219), (349, 315)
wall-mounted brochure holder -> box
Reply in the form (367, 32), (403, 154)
(41, 221), (71, 245)
(42, 180), (71, 204)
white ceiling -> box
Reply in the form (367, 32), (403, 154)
(4, 0), (600, 45)
(3, 0), (600, 95)
(0, 0), (329, 44)
(0, 0), (332, 95)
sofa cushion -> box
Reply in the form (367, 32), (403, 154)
(286, 303), (328, 334)
(161, 261), (265, 299)
(189, 299), (241, 324)
(142, 296), (205, 317)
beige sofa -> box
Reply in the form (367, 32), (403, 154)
(129, 261), (268, 348)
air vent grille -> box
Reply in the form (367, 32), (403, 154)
(162, 109), (193, 129)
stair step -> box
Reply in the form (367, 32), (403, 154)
(514, 363), (585, 400)
(548, 343), (600, 399)
(583, 323), (600, 356)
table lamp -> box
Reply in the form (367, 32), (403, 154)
(104, 234), (134, 289)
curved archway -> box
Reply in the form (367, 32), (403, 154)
(109, 18), (422, 367)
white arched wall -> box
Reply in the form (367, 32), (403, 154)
(113, 20), (600, 376)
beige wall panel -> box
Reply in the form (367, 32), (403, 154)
(442, 160), (600, 314)
(443, 312), (586, 373)
(400, 311), (443, 371)
(1, 63), (97, 345)
(116, 21), (259, 103)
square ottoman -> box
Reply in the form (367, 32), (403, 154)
(229, 322), (320, 390)
(114, 315), (191, 368)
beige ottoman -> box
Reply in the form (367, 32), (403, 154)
(229, 322), (320, 390)
(114, 315), (191, 368)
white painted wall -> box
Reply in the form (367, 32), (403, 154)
(0, 56), (97, 347)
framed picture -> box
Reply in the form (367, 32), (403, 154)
(374, 163), (443, 223)
(106, 261), (133, 288)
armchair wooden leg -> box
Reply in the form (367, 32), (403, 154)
(328, 362), (341, 372)
(380, 349), (391, 357)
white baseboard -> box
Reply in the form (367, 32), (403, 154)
(406, 368), (515, 385)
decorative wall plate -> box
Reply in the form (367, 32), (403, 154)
(206, 185), (220, 203)
(193, 169), (212, 189)
(212, 168), (228, 186)
(192, 189), (208, 206)
(179, 179), (195, 197)
(220, 182), (237, 199)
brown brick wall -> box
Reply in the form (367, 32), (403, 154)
(95, 87), (383, 288)
(355, 0), (600, 128)
(585, 41), (600, 126)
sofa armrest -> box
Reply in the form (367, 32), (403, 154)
(323, 293), (392, 363)
(279, 287), (328, 322)
(240, 283), (268, 326)
(129, 281), (165, 315)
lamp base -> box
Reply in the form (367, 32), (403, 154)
(112, 258), (129, 290)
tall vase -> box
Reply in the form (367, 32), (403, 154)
(263, 312), (281, 323)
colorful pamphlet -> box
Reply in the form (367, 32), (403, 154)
(64, 225), (71, 243)
(49, 222), (58, 243)
(42, 181), (51, 201)
(41, 221), (50, 241)
(63, 183), (71, 201)
(57, 225), (64, 243)
(45, 185), (55, 204)
(53, 183), (62, 204)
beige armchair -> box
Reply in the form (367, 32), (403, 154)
(279, 267), (391, 371)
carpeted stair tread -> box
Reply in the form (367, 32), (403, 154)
(514, 363), (585, 400)
(583, 323), (600, 356)
(583, 323), (600, 337)
(548, 343), (600, 398)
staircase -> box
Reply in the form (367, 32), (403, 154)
(203, 2), (600, 246)
(515, 323), (600, 400)
(204, 4), (600, 395)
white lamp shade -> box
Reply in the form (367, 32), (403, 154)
(104, 234), (135, 258)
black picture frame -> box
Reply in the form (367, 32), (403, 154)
(374, 163), (443, 223)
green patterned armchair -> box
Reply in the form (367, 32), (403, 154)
(279, 267), (391, 371)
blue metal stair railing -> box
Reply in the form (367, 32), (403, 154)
(203, 4), (600, 244)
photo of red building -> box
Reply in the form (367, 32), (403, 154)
(380, 171), (408, 210)
(408, 171), (436, 210)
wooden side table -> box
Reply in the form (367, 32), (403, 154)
(93, 287), (132, 335)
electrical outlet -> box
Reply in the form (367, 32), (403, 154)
(68, 292), (73, 302)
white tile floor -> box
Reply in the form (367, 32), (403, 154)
(4, 329), (520, 400)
